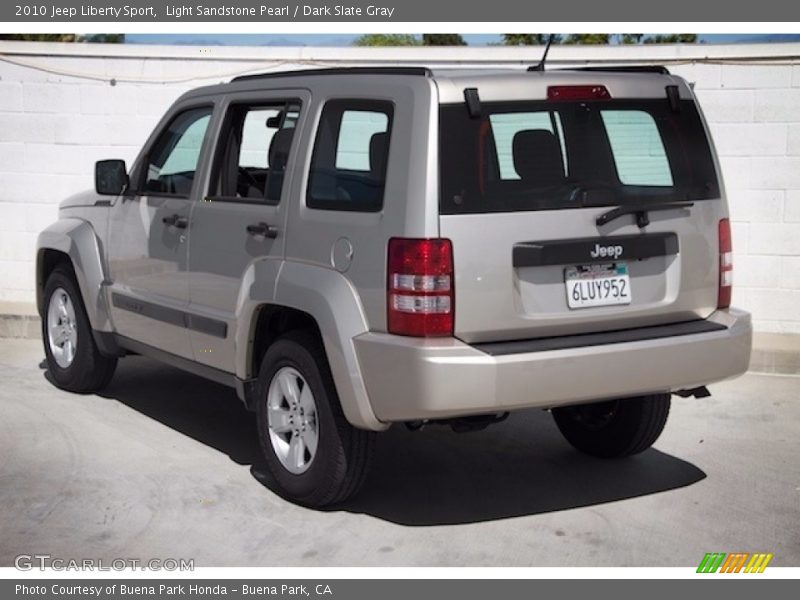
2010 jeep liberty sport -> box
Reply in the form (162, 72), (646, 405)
(37, 66), (752, 507)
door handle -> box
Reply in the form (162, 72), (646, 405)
(162, 214), (188, 229)
(246, 222), (278, 239)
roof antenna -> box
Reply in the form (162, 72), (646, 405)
(528, 35), (555, 72)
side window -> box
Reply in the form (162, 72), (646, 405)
(489, 111), (568, 180)
(307, 100), (393, 212)
(601, 110), (674, 186)
(142, 107), (212, 197)
(210, 102), (300, 204)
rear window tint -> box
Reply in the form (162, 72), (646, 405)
(439, 99), (719, 214)
(307, 100), (393, 212)
(601, 110), (673, 186)
(489, 112), (568, 179)
(335, 111), (390, 171)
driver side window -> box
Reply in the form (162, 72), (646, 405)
(142, 106), (213, 197)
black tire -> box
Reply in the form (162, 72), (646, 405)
(255, 329), (375, 507)
(552, 394), (671, 458)
(42, 265), (117, 393)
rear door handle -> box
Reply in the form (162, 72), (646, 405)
(162, 214), (188, 229)
(246, 222), (278, 239)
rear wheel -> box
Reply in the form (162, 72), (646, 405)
(552, 394), (670, 458)
(256, 330), (375, 507)
(42, 265), (117, 392)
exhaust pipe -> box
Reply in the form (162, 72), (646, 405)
(673, 386), (711, 399)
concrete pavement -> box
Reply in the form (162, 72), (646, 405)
(0, 338), (798, 567)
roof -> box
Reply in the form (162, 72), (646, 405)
(180, 65), (690, 104)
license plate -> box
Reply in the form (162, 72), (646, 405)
(565, 263), (631, 309)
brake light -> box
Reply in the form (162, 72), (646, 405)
(547, 85), (611, 101)
(718, 218), (733, 309)
(387, 238), (454, 337)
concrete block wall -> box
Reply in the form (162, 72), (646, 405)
(671, 62), (800, 334)
(0, 41), (799, 333)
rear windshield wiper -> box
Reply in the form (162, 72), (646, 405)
(596, 202), (695, 229)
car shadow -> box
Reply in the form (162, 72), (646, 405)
(59, 355), (706, 526)
(339, 422), (706, 526)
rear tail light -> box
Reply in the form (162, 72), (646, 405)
(547, 85), (611, 101)
(718, 218), (733, 309)
(387, 238), (454, 337)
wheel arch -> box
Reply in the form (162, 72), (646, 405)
(249, 304), (323, 382)
(36, 218), (113, 335)
(238, 261), (387, 431)
(37, 248), (72, 311)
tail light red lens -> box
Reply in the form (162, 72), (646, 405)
(718, 218), (733, 309)
(547, 85), (611, 101)
(387, 238), (454, 337)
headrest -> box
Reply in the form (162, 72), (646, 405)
(369, 132), (389, 179)
(268, 128), (294, 168)
(512, 129), (565, 185)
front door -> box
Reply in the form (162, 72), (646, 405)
(106, 105), (214, 357)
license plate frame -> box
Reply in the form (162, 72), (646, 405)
(565, 262), (632, 310)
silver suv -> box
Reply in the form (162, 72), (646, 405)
(37, 66), (751, 507)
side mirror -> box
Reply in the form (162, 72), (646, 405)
(95, 159), (128, 195)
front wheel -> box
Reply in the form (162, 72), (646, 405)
(42, 265), (117, 392)
(255, 330), (375, 507)
(552, 394), (671, 458)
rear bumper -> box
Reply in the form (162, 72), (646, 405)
(353, 308), (752, 423)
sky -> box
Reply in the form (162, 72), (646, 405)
(124, 34), (800, 46)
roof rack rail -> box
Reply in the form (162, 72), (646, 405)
(232, 66), (433, 82)
(562, 65), (671, 75)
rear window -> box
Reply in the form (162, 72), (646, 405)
(439, 99), (719, 214)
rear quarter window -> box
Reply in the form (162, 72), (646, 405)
(307, 99), (393, 212)
(335, 110), (390, 171)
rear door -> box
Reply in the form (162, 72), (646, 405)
(186, 92), (307, 372)
(438, 83), (725, 343)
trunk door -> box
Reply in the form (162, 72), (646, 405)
(438, 93), (724, 344)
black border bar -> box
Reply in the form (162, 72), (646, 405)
(513, 233), (679, 268)
(473, 319), (726, 356)
(111, 293), (228, 339)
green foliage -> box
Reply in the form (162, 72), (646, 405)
(353, 34), (421, 47)
(501, 34), (559, 46)
(82, 34), (125, 43)
(643, 34), (698, 44)
(562, 34), (611, 45)
(619, 34), (644, 44)
(0, 33), (125, 43)
(0, 34), (79, 42)
(500, 33), (698, 46)
(353, 33), (470, 47)
(422, 34), (467, 46)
